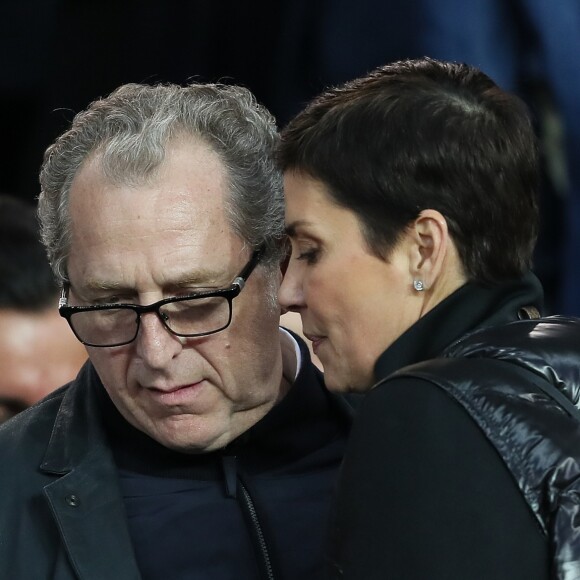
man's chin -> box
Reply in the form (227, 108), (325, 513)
(134, 413), (229, 454)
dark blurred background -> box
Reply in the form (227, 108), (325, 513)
(1, 0), (579, 314)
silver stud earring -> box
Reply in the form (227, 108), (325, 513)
(413, 279), (425, 292)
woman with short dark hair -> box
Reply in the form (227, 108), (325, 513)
(278, 57), (580, 579)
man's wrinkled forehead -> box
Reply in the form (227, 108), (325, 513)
(74, 132), (221, 186)
(67, 137), (228, 224)
(65, 138), (249, 296)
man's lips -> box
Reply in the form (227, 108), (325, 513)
(148, 382), (202, 394)
(144, 381), (206, 404)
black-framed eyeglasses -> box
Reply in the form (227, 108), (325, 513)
(59, 247), (264, 348)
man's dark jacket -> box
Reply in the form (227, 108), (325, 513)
(0, 335), (352, 579)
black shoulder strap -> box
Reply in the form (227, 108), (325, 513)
(392, 355), (580, 423)
(485, 358), (580, 423)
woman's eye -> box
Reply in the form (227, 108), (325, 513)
(296, 248), (320, 264)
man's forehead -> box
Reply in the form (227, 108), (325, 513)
(69, 140), (231, 238)
(66, 136), (246, 293)
(80, 133), (224, 182)
(72, 137), (226, 197)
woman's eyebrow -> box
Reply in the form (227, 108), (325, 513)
(285, 220), (312, 237)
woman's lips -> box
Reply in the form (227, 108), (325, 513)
(304, 333), (325, 355)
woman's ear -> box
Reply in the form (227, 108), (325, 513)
(408, 209), (450, 290)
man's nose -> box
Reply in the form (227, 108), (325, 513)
(134, 311), (183, 369)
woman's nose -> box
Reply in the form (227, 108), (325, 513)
(278, 261), (305, 313)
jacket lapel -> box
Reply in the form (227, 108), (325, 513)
(40, 363), (141, 580)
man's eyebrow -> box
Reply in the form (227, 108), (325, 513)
(79, 270), (225, 293)
(75, 280), (131, 294)
(169, 271), (223, 289)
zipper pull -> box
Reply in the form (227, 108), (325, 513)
(221, 454), (237, 498)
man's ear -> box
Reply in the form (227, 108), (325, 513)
(407, 209), (450, 290)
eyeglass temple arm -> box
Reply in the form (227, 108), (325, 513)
(59, 287), (69, 308)
(236, 245), (265, 286)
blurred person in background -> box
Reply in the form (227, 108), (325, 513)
(0, 194), (86, 423)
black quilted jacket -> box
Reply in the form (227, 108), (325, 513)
(398, 316), (580, 579)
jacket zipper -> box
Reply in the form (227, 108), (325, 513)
(239, 479), (275, 580)
(221, 454), (275, 580)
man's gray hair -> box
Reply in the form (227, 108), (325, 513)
(38, 82), (285, 285)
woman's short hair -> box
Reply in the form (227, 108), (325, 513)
(279, 57), (540, 285)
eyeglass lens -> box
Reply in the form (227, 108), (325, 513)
(69, 295), (232, 347)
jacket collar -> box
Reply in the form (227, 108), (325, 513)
(101, 332), (351, 477)
(374, 272), (544, 381)
(43, 332), (352, 479)
(38, 362), (142, 579)
(41, 362), (109, 474)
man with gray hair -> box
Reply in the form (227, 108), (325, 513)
(0, 83), (352, 579)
